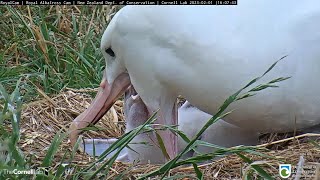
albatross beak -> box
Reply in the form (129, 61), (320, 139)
(69, 73), (131, 146)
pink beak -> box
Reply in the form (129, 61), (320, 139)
(69, 72), (177, 161)
(69, 73), (131, 146)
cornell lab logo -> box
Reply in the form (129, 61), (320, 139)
(279, 164), (292, 178)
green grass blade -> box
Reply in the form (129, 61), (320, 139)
(41, 131), (67, 167)
(236, 153), (273, 180)
(192, 163), (203, 180)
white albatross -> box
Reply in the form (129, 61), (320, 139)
(70, 3), (320, 162)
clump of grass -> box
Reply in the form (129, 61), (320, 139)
(1, 81), (42, 178)
(0, 6), (121, 102)
(0, 6), (120, 178)
(0, 80), (84, 179)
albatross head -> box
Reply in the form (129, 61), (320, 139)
(69, 19), (131, 145)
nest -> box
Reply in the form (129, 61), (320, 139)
(19, 88), (125, 167)
(19, 89), (320, 179)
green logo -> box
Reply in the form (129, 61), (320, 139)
(279, 164), (291, 178)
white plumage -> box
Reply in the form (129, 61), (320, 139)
(101, 3), (320, 132)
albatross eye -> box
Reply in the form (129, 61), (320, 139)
(105, 47), (115, 57)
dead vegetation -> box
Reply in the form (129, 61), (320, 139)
(19, 89), (320, 179)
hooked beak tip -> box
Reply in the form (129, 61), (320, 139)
(100, 80), (106, 89)
(69, 122), (80, 146)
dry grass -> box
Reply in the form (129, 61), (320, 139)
(18, 89), (320, 179)
(19, 88), (125, 167)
